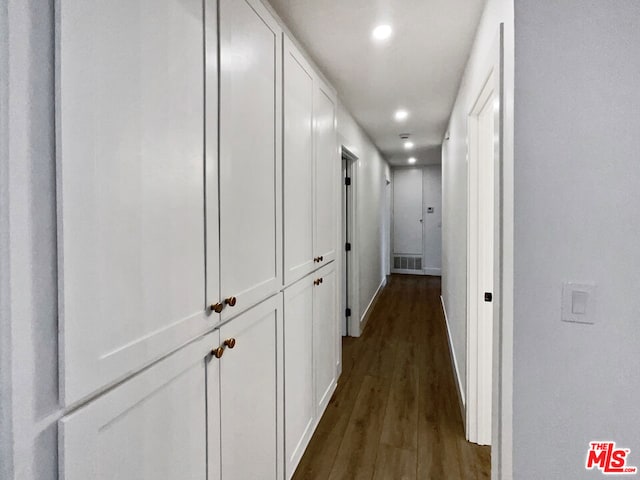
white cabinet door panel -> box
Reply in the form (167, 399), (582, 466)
(313, 84), (338, 265)
(59, 332), (216, 480)
(283, 277), (314, 479)
(313, 264), (337, 415)
(57, 0), (210, 405)
(219, 0), (282, 320)
(219, 294), (283, 480)
(283, 36), (315, 286)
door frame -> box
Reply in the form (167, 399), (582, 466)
(466, 28), (502, 447)
(341, 146), (359, 337)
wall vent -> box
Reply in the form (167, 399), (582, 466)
(393, 255), (422, 271)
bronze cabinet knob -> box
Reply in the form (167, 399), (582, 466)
(225, 296), (237, 307)
(319, 256), (324, 262)
(212, 346), (225, 359)
(211, 302), (224, 313)
(319, 278), (323, 284)
(224, 338), (236, 349)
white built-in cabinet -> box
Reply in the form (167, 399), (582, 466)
(57, 0), (212, 406)
(283, 38), (338, 286)
(60, 332), (216, 480)
(56, 0), (337, 478)
(283, 263), (337, 479)
(216, 0), (282, 320)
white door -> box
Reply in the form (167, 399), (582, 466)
(283, 36), (315, 286)
(219, 0), (282, 321)
(57, 0), (210, 405)
(313, 264), (337, 416)
(467, 65), (499, 446)
(283, 276), (315, 479)
(313, 83), (338, 266)
(392, 168), (423, 271)
(219, 295), (283, 480)
(59, 332), (216, 480)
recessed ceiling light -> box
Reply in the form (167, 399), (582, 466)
(408, 157), (417, 164)
(394, 109), (408, 122)
(404, 141), (414, 150)
(372, 24), (393, 41)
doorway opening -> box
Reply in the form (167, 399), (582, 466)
(341, 147), (358, 337)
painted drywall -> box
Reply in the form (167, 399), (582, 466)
(1, 1), (60, 479)
(442, 0), (515, 475)
(422, 165), (442, 275)
(442, 0), (513, 406)
(338, 102), (391, 331)
(512, 2), (640, 478)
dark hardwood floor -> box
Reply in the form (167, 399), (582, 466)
(292, 274), (491, 480)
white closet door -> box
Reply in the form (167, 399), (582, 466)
(219, 0), (282, 320)
(219, 295), (284, 480)
(313, 83), (338, 265)
(57, 0), (210, 405)
(313, 264), (337, 416)
(283, 277), (315, 479)
(283, 36), (315, 286)
(59, 332), (216, 480)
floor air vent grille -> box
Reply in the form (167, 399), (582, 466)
(393, 256), (423, 271)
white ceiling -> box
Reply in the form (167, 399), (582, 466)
(268, 0), (487, 167)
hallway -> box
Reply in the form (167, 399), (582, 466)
(293, 275), (490, 480)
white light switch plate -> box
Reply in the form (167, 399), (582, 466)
(562, 282), (596, 324)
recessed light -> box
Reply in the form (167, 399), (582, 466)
(372, 24), (393, 41)
(394, 109), (408, 122)
(408, 157), (417, 164)
(404, 141), (414, 150)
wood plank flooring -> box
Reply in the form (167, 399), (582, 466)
(293, 274), (490, 480)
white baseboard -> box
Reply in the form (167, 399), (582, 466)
(359, 276), (387, 333)
(440, 295), (466, 421)
(423, 267), (441, 276)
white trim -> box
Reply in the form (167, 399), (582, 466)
(359, 276), (387, 333)
(441, 296), (465, 419)
(423, 267), (441, 276)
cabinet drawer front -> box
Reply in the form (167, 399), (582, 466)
(219, 294), (283, 480)
(57, 0), (210, 405)
(219, 0), (283, 319)
(59, 333), (216, 480)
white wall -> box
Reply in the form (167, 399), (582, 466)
(391, 165), (442, 276)
(1, 1), (60, 479)
(338, 102), (391, 329)
(442, 0), (514, 404)
(513, 2), (640, 478)
(442, 0), (515, 475)
(422, 165), (442, 275)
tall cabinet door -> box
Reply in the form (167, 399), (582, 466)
(313, 82), (338, 265)
(313, 264), (338, 415)
(219, 0), (282, 320)
(57, 0), (210, 405)
(59, 332), (216, 480)
(283, 36), (315, 286)
(219, 295), (284, 480)
(283, 277), (315, 479)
